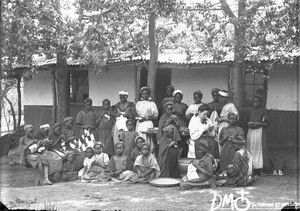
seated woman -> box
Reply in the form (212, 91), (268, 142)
(19, 125), (62, 186)
(131, 143), (160, 183)
(188, 104), (219, 159)
(180, 139), (216, 190)
(217, 139), (254, 187)
(158, 125), (179, 178)
(106, 142), (134, 181)
(47, 123), (65, 157)
(218, 112), (245, 173)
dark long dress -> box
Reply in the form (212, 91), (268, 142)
(218, 125), (245, 173)
(119, 131), (139, 158)
(158, 136), (179, 178)
(76, 109), (97, 137)
(173, 102), (188, 127)
(95, 107), (115, 156)
(156, 114), (181, 145)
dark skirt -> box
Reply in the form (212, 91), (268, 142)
(218, 144), (235, 173)
(160, 146), (179, 178)
(99, 130), (115, 156)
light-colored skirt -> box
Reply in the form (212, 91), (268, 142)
(246, 128), (263, 169)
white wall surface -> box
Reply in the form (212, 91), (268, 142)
(267, 65), (298, 111)
(171, 66), (229, 105)
(89, 67), (136, 106)
(24, 71), (52, 105)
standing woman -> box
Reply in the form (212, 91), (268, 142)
(246, 94), (268, 176)
(157, 102), (181, 146)
(218, 112), (245, 173)
(216, 90), (238, 151)
(158, 125), (179, 178)
(161, 85), (175, 112)
(173, 90), (188, 128)
(113, 90), (135, 144)
(76, 98), (97, 138)
(135, 86), (159, 153)
(185, 90), (204, 122)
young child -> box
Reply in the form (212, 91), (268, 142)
(54, 151), (78, 182)
(131, 143), (160, 183)
(82, 143), (109, 182)
(106, 142), (133, 181)
(131, 136), (146, 163)
(119, 119), (139, 157)
(76, 98), (97, 139)
(95, 99), (115, 157)
(78, 147), (95, 182)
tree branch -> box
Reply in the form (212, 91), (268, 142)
(219, 0), (236, 18)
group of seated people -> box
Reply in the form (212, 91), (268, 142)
(8, 85), (267, 189)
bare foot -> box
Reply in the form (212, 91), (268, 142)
(43, 181), (53, 185)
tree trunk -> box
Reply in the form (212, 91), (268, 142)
(230, 0), (246, 112)
(4, 96), (16, 130)
(55, 50), (69, 123)
(16, 76), (22, 127)
(147, 12), (158, 101)
(51, 70), (57, 124)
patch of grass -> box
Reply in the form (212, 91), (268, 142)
(43, 200), (58, 211)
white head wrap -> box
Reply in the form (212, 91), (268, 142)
(40, 124), (50, 129)
(119, 90), (129, 95)
(218, 90), (229, 97)
(173, 89), (183, 96)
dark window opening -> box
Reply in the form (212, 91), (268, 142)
(70, 70), (89, 103)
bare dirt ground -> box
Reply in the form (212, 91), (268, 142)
(0, 156), (299, 211)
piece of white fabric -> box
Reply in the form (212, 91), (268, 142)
(246, 128), (263, 169)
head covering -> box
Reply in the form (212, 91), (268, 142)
(126, 118), (135, 125)
(164, 101), (174, 108)
(193, 90), (203, 97)
(140, 86), (150, 94)
(84, 98), (92, 104)
(173, 89), (183, 96)
(163, 125), (174, 132)
(52, 123), (61, 131)
(218, 90), (229, 97)
(40, 124), (50, 129)
(232, 138), (246, 146)
(227, 111), (238, 118)
(140, 142), (151, 150)
(198, 104), (210, 112)
(64, 117), (74, 123)
(85, 147), (94, 153)
(94, 142), (104, 148)
(166, 85), (174, 92)
(119, 90), (129, 95)
(134, 136), (146, 144)
(253, 94), (263, 102)
(24, 124), (34, 132)
(211, 88), (220, 95)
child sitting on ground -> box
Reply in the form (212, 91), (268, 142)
(78, 147), (95, 182)
(54, 151), (78, 182)
(106, 142), (134, 181)
(131, 143), (160, 184)
(119, 119), (139, 157)
(81, 143), (109, 182)
(131, 136), (146, 163)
